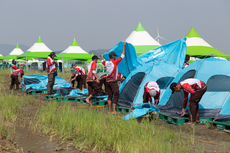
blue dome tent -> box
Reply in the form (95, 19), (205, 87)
(158, 57), (230, 119)
(103, 38), (187, 108)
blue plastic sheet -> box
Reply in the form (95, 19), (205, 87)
(122, 103), (160, 120)
(22, 75), (71, 90)
(68, 88), (88, 96)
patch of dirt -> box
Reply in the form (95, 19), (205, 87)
(16, 126), (79, 153)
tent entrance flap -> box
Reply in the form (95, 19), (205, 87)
(156, 77), (175, 89)
(119, 72), (146, 102)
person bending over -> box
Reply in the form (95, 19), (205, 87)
(170, 78), (207, 124)
(85, 55), (100, 106)
(100, 42), (126, 114)
(71, 65), (86, 90)
(9, 69), (24, 95)
(143, 81), (161, 106)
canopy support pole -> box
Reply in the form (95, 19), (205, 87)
(26, 56), (28, 70)
(62, 57), (64, 73)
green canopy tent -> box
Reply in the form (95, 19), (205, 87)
(58, 39), (92, 72)
(0, 54), (6, 60)
(186, 28), (230, 59)
(17, 37), (55, 60)
(126, 22), (161, 55)
(6, 44), (24, 60)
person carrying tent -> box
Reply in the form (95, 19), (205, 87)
(143, 81), (161, 106)
(170, 78), (207, 124)
(71, 65), (87, 90)
(85, 55), (100, 106)
(9, 68), (24, 95)
(183, 55), (190, 69)
(100, 42), (126, 114)
(46, 52), (57, 95)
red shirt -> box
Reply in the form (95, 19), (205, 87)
(12, 65), (18, 70)
(144, 81), (161, 103)
(183, 62), (189, 69)
(180, 78), (207, 108)
(74, 66), (86, 76)
(102, 54), (125, 82)
(12, 69), (23, 77)
(46, 56), (57, 73)
(87, 61), (97, 82)
(117, 72), (124, 81)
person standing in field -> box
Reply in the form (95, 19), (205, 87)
(143, 81), (161, 106)
(71, 65), (87, 90)
(100, 42), (126, 114)
(170, 78), (207, 124)
(9, 68), (24, 96)
(46, 52), (57, 95)
(85, 55), (100, 106)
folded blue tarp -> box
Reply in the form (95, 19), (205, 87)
(122, 103), (160, 120)
(22, 75), (71, 91)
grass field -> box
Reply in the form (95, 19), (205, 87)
(0, 69), (229, 152)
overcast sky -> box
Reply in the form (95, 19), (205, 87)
(0, 0), (229, 54)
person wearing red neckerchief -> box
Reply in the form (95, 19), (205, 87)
(71, 65), (87, 90)
(100, 42), (126, 114)
(85, 55), (100, 106)
(46, 52), (57, 95)
(9, 69), (24, 95)
(143, 81), (161, 106)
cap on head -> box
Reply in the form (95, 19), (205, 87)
(185, 54), (190, 61)
(170, 82), (178, 94)
(149, 89), (156, 97)
(50, 52), (57, 57)
(109, 52), (118, 58)
(92, 55), (99, 60)
(12, 59), (16, 65)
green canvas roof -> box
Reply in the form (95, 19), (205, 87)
(126, 22), (161, 55)
(0, 54), (6, 60)
(134, 22), (146, 32)
(17, 37), (58, 59)
(186, 28), (230, 59)
(58, 39), (92, 60)
(6, 44), (24, 60)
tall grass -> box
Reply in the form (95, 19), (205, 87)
(31, 102), (203, 153)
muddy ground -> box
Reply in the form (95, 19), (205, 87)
(1, 74), (230, 153)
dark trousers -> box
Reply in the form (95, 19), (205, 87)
(87, 81), (100, 96)
(98, 77), (106, 95)
(143, 90), (149, 103)
(189, 87), (207, 122)
(71, 75), (87, 90)
(47, 73), (55, 95)
(82, 75), (87, 89)
(10, 75), (20, 90)
(106, 81), (119, 104)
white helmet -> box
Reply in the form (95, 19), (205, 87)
(149, 90), (156, 97)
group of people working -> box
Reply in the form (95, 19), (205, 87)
(9, 46), (205, 124)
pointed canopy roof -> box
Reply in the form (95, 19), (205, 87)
(0, 54), (6, 60)
(186, 28), (230, 59)
(18, 37), (54, 59)
(126, 22), (161, 56)
(58, 39), (92, 60)
(6, 44), (24, 59)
